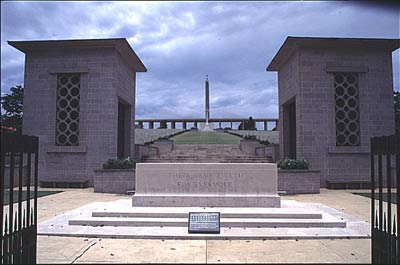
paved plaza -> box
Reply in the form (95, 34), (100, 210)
(36, 188), (372, 264)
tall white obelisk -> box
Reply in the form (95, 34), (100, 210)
(201, 75), (214, 131)
(205, 75), (210, 124)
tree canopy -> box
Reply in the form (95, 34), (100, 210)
(1, 85), (24, 133)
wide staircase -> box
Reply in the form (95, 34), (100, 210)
(143, 144), (273, 163)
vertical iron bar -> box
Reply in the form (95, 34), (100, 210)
(26, 152), (31, 227)
(4, 216), (8, 264)
(13, 212), (17, 263)
(22, 209), (25, 264)
(33, 138), (39, 263)
(396, 132), (400, 263)
(0, 149), (5, 260)
(9, 152), (15, 263)
(378, 152), (383, 232)
(18, 151), (23, 264)
(371, 137), (375, 262)
(34, 142), (38, 226)
(386, 137), (392, 263)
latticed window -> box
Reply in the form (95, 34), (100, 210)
(334, 73), (360, 146)
(56, 74), (80, 146)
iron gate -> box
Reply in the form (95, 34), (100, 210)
(371, 133), (399, 264)
(1, 133), (39, 264)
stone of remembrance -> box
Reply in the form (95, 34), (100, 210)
(132, 163), (281, 207)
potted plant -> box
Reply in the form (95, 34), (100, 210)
(277, 158), (320, 194)
(94, 157), (137, 194)
(277, 158), (309, 170)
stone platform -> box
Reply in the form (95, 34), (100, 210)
(37, 199), (370, 239)
(132, 163), (280, 207)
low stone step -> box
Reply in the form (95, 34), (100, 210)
(69, 216), (345, 228)
(92, 210), (322, 219)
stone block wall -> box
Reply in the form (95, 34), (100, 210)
(94, 169), (135, 194)
(227, 130), (279, 144)
(277, 47), (395, 187)
(278, 170), (320, 194)
(21, 46), (138, 186)
(134, 129), (186, 144)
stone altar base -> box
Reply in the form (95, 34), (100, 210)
(37, 199), (370, 239)
(132, 163), (281, 208)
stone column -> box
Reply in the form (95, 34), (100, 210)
(264, 121), (268, 131)
(194, 121), (198, 128)
(183, 121), (187, 129)
(149, 121), (154, 129)
(171, 121), (176, 129)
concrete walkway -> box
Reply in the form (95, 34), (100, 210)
(36, 188), (372, 263)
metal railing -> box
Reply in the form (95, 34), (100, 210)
(1, 133), (39, 264)
(371, 133), (399, 264)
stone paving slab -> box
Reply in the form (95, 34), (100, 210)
(37, 199), (369, 240)
(35, 188), (373, 263)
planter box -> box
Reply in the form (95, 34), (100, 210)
(239, 139), (261, 155)
(94, 169), (135, 194)
(154, 139), (173, 154)
(278, 169), (320, 194)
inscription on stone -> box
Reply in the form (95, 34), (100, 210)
(173, 171), (244, 192)
(188, 212), (220, 234)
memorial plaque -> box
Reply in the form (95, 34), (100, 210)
(188, 212), (220, 234)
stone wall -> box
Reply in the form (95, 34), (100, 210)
(227, 130), (279, 144)
(94, 169), (135, 194)
(22, 46), (138, 186)
(276, 46), (395, 187)
(278, 170), (320, 194)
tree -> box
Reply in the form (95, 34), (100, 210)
(1, 85), (24, 133)
(158, 120), (167, 129)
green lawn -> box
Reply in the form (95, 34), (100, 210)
(171, 131), (241, 144)
(353, 192), (397, 204)
(3, 190), (62, 205)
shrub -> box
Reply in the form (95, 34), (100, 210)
(277, 158), (310, 170)
(158, 121), (167, 129)
(103, 157), (137, 169)
(238, 116), (257, 130)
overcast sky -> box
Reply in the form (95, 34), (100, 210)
(1, 1), (399, 121)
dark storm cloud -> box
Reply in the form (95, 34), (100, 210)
(1, 1), (399, 119)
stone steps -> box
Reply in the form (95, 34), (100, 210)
(68, 206), (346, 229)
(38, 200), (370, 240)
(91, 207), (323, 219)
(143, 143), (273, 163)
(69, 216), (345, 228)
